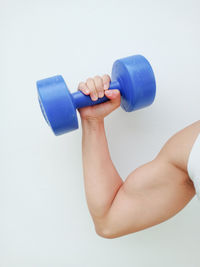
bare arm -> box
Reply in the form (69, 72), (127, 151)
(78, 75), (199, 238)
(82, 119), (123, 219)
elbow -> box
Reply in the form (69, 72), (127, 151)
(95, 222), (139, 239)
(93, 216), (130, 239)
(95, 228), (114, 239)
(95, 225), (121, 239)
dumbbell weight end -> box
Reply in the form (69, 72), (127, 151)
(37, 55), (156, 136)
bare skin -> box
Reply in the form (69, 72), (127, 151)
(77, 74), (200, 239)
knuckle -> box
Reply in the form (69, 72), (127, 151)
(94, 75), (101, 80)
(86, 78), (96, 92)
(96, 86), (103, 93)
(90, 86), (96, 93)
(94, 76), (103, 91)
(78, 81), (85, 87)
(86, 77), (93, 83)
(103, 74), (111, 82)
(78, 81), (85, 90)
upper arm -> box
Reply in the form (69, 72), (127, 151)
(96, 121), (200, 238)
(97, 159), (194, 238)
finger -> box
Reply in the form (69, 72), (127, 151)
(94, 75), (104, 98)
(102, 74), (111, 90)
(105, 89), (121, 104)
(102, 89), (121, 114)
(77, 82), (90, 95)
(86, 78), (98, 101)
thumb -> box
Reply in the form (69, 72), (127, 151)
(103, 89), (121, 111)
(105, 89), (121, 102)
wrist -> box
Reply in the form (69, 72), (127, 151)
(81, 117), (104, 132)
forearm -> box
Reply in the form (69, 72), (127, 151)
(81, 118), (123, 221)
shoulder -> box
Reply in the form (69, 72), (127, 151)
(157, 120), (200, 175)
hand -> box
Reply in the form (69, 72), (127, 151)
(77, 74), (121, 122)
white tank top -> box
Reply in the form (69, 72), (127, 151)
(187, 133), (200, 198)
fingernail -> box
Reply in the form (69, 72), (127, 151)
(98, 92), (104, 98)
(91, 94), (98, 101)
(85, 89), (90, 94)
(106, 90), (112, 97)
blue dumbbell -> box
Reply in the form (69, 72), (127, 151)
(37, 55), (156, 136)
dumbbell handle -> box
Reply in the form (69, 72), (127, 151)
(72, 80), (121, 109)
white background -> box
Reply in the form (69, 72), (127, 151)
(0, 0), (200, 266)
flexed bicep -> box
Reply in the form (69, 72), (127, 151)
(95, 158), (194, 239)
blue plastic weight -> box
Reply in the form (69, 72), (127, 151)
(37, 55), (156, 135)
